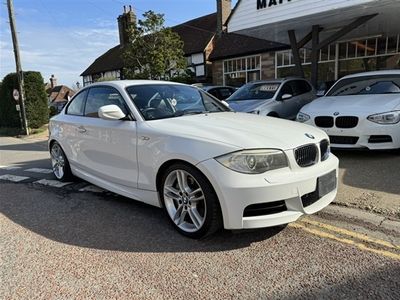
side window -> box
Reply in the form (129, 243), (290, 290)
(66, 89), (88, 116)
(208, 89), (219, 98)
(279, 83), (294, 99)
(291, 80), (312, 96)
(85, 87), (128, 118)
(218, 88), (234, 99)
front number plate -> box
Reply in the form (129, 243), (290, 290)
(318, 170), (337, 198)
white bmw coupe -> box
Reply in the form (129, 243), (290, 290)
(49, 81), (338, 238)
(297, 70), (400, 150)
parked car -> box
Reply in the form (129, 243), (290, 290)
(296, 70), (400, 150)
(201, 86), (237, 100)
(49, 81), (338, 238)
(226, 78), (316, 119)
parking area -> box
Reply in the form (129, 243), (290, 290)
(1, 136), (400, 299)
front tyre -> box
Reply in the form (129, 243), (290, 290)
(50, 142), (72, 181)
(160, 163), (222, 238)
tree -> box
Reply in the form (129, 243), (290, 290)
(0, 71), (49, 129)
(122, 10), (186, 80)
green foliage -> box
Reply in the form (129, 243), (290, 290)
(170, 69), (197, 84)
(0, 72), (49, 129)
(123, 10), (186, 80)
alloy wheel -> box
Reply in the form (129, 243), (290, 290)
(51, 143), (66, 180)
(163, 169), (207, 233)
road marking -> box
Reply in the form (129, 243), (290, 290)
(290, 223), (400, 261)
(79, 184), (105, 193)
(34, 179), (72, 188)
(24, 168), (53, 174)
(300, 218), (399, 250)
(0, 165), (22, 170)
(0, 174), (30, 182)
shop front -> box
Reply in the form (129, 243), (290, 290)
(226, 0), (400, 87)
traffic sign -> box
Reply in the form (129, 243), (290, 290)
(13, 89), (20, 102)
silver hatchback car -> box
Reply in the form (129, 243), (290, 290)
(227, 78), (316, 120)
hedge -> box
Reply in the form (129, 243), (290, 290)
(0, 71), (49, 129)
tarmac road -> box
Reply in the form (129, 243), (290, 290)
(1, 136), (399, 299)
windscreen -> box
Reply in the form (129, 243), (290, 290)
(227, 82), (280, 101)
(327, 75), (400, 96)
(126, 84), (229, 120)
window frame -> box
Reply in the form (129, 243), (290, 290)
(84, 85), (131, 119)
(65, 88), (89, 116)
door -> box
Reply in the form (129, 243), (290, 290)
(275, 82), (298, 119)
(291, 80), (315, 112)
(78, 86), (138, 188)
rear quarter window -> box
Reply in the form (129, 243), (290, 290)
(66, 89), (88, 116)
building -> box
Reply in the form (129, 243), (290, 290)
(81, 1), (288, 86)
(222, 0), (400, 88)
(46, 75), (76, 111)
(81, 3), (222, 86)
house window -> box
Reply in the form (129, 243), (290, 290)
(223, 55), (261, 87)
(276, 34), (400, 83)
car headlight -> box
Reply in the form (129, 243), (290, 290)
(367, 111), (400, 124)
(249, 110), (260, 115)
(296, 112), (310, 123)
(215, 149), (288, 174)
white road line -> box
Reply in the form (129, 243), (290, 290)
(79, 185), (105, 193)
(34, 179), (72, 188)
(0, 166), (22, 171)
(0, 174), (30, 182)
(24, 168), (53, 174)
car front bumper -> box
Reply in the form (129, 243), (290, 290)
(306, 118), (400, 150)
(197, 154), (339, 230)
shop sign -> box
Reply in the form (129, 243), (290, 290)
(257, 0), (292, 10)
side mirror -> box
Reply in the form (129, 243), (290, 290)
(98, 105), (126, 120)
(281, 94), (293, 101)
(221, 100), (230, 107)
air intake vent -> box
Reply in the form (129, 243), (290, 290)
(295, 144), (318, 167)
(335, 116), (358, 128)
(315, 116), (334, 128)
(320, 139), (330, 161)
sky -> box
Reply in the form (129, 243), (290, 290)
(0, 0), (238, 87)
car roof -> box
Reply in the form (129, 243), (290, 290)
(340, 70), (400, 80)
(87, 80), (187, 89)
(202, 85), (235, 90)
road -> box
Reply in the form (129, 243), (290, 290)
(1, 136), (399, 299)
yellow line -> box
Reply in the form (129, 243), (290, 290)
(299, 218), (399, 250)
(289, 223), (400, 261)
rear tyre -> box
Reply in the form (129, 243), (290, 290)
(160, 163), (222, 239)
(50, 142), (73, 181)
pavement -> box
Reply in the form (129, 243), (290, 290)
(1, 135), (400, 299)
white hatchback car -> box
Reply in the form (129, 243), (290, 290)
(297, 70), (400, 149)
(49, 81), (338, 238)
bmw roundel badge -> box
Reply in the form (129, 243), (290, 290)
(334, 112), (340, 116)
(305, 133), (315, 139)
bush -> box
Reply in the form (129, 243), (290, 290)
(0, 72), (49, 129)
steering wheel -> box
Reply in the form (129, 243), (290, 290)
(141, 107), (157, 119)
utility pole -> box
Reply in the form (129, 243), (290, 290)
(7, 0), (29, 135)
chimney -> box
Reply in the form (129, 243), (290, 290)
(216, 0), (231, 36)
(50, 74), (57, 88)
(118, 5), (137, 47)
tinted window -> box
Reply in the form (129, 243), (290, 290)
(291, 80), (312, 95)
(279, 83), (294, 98)
(126, 84), (229, 120)
(228, 82), (280, 101)
(218, 88), (234, 99)
(208, 89), (219, 98)
(327, 75), (400, 96)
(85, 87), (128, 118)
(66, 89), (88, 116)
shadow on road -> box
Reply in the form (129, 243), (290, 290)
(0, 182), (284, 253)
(334, 149), (400, 195)
(0, 139), (48, 152)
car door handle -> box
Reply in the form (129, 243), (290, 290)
(77, 126), (87, 133)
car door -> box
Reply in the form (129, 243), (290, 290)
(78, 86), (138, 188)
(292, 80), (315, 111)
(275, 82), (298, 119)
(61, 89), (89, 168)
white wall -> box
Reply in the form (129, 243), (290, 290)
(228, 0), (380, 33)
